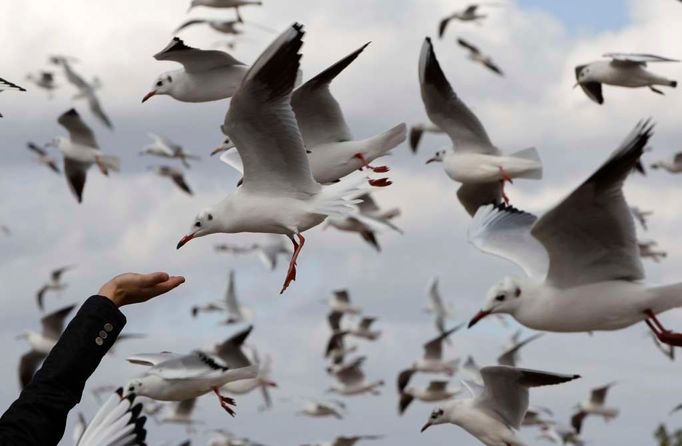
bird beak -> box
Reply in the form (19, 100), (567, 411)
(176, 233), (195, 249)
(141, 91), (156, 103)
(266, 381), (278, 388)
(425, 156), (438, 164)
(468, 310), (491, 328)
(572, 82), (580, 89)
(210, 146), (227, 156)
(421, 422), (432, 432)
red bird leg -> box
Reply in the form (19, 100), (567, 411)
(353, 153), (389, 173)
(498, 166), (513, 184)
(369, 178), (392, 187)
(213, 388), (237, 416)
(281, 233), (305, 294)
(500, 180), (510, 205)
(644, 310), (682, 347)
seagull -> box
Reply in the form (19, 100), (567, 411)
(159, 398), (199, 426)
(397, 326), (462, 392)
(420, 38), (542, 215)
(26, 142), (60, 174)
(297, 400), (345, 419)
(426, 277), (456, 337)
(75, 388), (148, 446)
(214, 234), (292, 271)
(650, 152), (682, 173)
(17, 305), (75, 388)
(327, 356), (384, 396)
(216, 42), (406, 186)
(51, 57), (113, 129)
(176, 24), (369, 294)
(638, 239), (667, 263)
(187, 0), (263, 12)
(143, 37), (249, 103)
(571, 383), (619, 434)
(420, 366), (580, 446)
(302, 435), (382, 446)
(497, 332), (544, 367)
(630, 206), (653, 230)
(192, 270), (251, 323)
(141, 133), (200, 168)
(36, 265), (75, 311)
(457, 38), (504, 76)
(222, 348), (277, 410)
(409, 122), (444, 153)
(466, 121), (682, 347)
(151, 165), (193, 195)
(50, 109), (120, 203)
(575, 53), (678, 104)
(327, 290), (362, 315)
(175, 18), (243, 35)
(439, 4), (499, 38)
(325, 330), (358, 366)
(126, 349), (258, 416)
(0, 77), (27, 117)
(349, 317), (381, 341)
(325, 193), (402, 251)
(26, 71), (57, 97)
(399, 380), (460, 415)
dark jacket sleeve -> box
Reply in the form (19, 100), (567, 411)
(0, 295), (126, 445)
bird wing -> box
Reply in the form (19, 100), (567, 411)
(397, 368), (416, 393)
(86, 92), (113, 130)
(496, 333), (543, 367)
(571, 411), (588, 434)
(0, 77), (26, 92)
(127, 352), (183, 367)
(419, 38), (498, 154)
(64, 158), (89, 203)
(170, 170), (193, 195)
(428, 277), (446, 316)
(336, 358), (365, 386)
(154, 37), (245, 72)
(333, 289), (351, 304)
(468, 204), (549, 280)
(423, 325), (462, 360)
(175, 398), (197, 417)
(174, 19), (208, 33)
(475, 366), (579, 430)
(328, 311), (344, 332)
(457, 38), (480, 54)
(590, 382), (615, 405)
(357, 193), (380, 214)
(51, 265), (73, 281)
(673, 152), (682, 165)
(57, 109), (98, 148)
(291, 43), (369, 147)
(224, 270), (242, 315)
(530, 121), (651, 288)
(224, 23), (321, 196)
(456, 182), (503, 217)
(605, 53), (679, 65)
(214, 326), (253, 368)
(359, 317), (376, 330)
(41, 304), (76, 339)
(76, 390), (148, 446)
(438, 16), (452, 39)
(27, 142), (48, 156)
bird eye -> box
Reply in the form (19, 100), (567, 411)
(156, 81), (162, 87)
(208, 214), (213, 221)
(167, 75), (173, 82)
(495, 295), (505, 302)
(195, 221), (202, 228)
(514, 288), (521, 297)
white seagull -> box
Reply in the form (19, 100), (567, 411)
(467, 121), (682, 348)
(0, 77), (27, 117)
(75, 388), (148, 446)
(426, 277), (456, 337)
(575, 53), (678, 105)
(221, 348), (277, 410)
(151, 165), (193, 195)
(420, 366), (580, 446)
(176, 24), (368, 294)
(327, 289), (362, 315)
(17, 304), (76, 389)
(327, 356), (384, 396)
(439, 4), (500, 38)
(143, 37), (249, 103)
(51, 109), (120, 203)
(457, 38), (504, 76)
(420, 38), (542, 215)
(650, 152), (682, 173)
(141, 133), (200, 168)
(297, 400), (345, 419)
(409, 121), (444, 153)
(325, 193), (402, 252)
(192, 270), (251, 323)
(214, 234), (293, 271)
(571, 383), (619, 434)
(27, 142), (60, 174)
(36, 265), (75, 311)
(26, 71), (57, 97)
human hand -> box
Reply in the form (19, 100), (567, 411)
(98, 272), (185, 308)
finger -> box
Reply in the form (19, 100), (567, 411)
(140, 276), (185, 299)
(136, 272), (171, 287)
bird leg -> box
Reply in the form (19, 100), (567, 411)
(353, 153), (390, 173)
(95, 156), (109, 176)
(369, 178), (392, 187)
(650, 86), (664, 95)
(213, 388), (237, 416)
(645, 310), (682, 347)
(498, 167), (513, 205)
(281, 233), (305, 294)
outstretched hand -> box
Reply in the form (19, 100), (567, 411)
(98, 272), (185, 307)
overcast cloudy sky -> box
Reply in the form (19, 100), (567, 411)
(2, 0), (682, 445)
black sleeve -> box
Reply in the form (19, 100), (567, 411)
(0, 295), (126, 446)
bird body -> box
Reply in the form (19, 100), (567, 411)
(432, 150), (542, 184)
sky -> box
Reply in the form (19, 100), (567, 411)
(1, 0), (682, 445)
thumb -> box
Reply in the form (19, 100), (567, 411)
(136, 272), (171, 287)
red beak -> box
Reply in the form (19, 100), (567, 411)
(176, 233), (194, 250)
(425, 157), (438, 164)
(266, 381), (278, 388)
(141, 91), (156, 103)
(468, 310), (491, 328)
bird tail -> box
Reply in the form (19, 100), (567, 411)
(649, 283), (682, 314)
(313, 175), (369, 218)
(510, 147), (543, 179)
(361, 123), (407, 159)
(95, 155), (121, 175)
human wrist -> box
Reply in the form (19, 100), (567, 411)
(98, 283), (125, 308)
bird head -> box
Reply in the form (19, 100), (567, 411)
(177, 208), (222, 249)
(574, 64), (591, 84)
(425, 150), (446, 164)
(142, 73), (174, 103)
(469, 276), (522, 328)
(421, 407), (447, 432)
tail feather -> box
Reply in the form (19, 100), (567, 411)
(650, 283), (682, 314)
(314, 174), (370, 218)
(96, 154), (121, 173)
(510, 147), (542, 180)
(362, 123), (407, 159)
